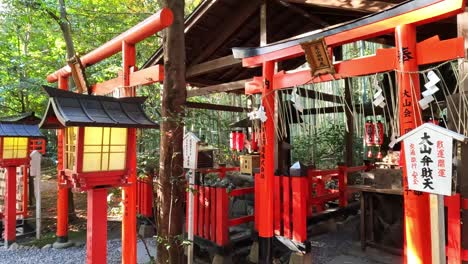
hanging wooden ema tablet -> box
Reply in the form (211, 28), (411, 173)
(300, 38), (335, 76)
(396, 123), (466, 196)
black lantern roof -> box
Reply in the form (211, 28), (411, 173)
(40, 86), (159, 129)
(0, 122), (44, 138)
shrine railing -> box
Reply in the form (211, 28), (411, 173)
(137, 174), (154, 219)
(269, 165), (369, 243)
(187, 185), (254, 247)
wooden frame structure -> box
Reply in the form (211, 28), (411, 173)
(45, 8), (172, 264)
(231, 0), (466, 263)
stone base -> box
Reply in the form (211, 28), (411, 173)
(248, 241), (259, 263)
(212, 254), (233, 264)
(52, 240), (74, 249)
(289, 252), (312, 264)
(138, 224), (155, 238)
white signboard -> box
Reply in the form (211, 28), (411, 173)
(398, 123), (465, 196)
(183, 132), (200, 169)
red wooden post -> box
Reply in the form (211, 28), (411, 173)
(122, 40), (137, 264)
(338, 165), (348, 207)
(291, 176), (307, 242)
(395, 24), (431, 264)
(210, 186), (216, 241)
(282, 175), (291, 239)
(215, 187), (229, 246)
(273, 175), (281, 236)
(56, 75), (69, 243)
(122, 127), (137, 264)
(254, 173), (260, 231)
(258, 60), (275, 261)
(4, 166), (17, 246)
(198, 185), (205, 237)
(86, 188), (108, 264)
(204, 186), (210, 239)
(194, 185), (199, 236)
(445, 194), (461, 264)
(22, 165), (28, 217)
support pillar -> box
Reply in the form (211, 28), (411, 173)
(86, 188), (108, 264)
(395, 24), (432, 264)
(56, 75), (70, 244)
(122, 41), (137, 264)
(4, 166), (17, 247)
(258, 60), (275, 264)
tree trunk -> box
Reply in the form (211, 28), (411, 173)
(157, 1), (186, 264)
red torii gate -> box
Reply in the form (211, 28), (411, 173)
(232, 0), (466, 263)
(46, 8), (172, 264)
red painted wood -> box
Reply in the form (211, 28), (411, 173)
(274, 175), (281, 236)
(86, 188), (108, 264)
(210, 187), (216, 241)
(254, 173), (260, 231)
(462, 198), (468, 210)
(121, 40), (138, 264)
(462, 250), (468, 261)
(215, 188), (229, 246)
(229, 215), (255, 226)
(258, 61), (275, 239)
(229, 187), (255, 197)
(291, 177), (307, 243)
(4, 166), (17, 244)
(444, 194), (461, 264)
(47, 8), (173, 82)
(193, 185), (199, 236)
(56, 76), (69, 240)
(338, 166), (347, 207)
(271, 37), (464, 91)
(204, 186), (210, 239)
(396, 24), (431, 264)
(282, 175), (291, 239)
(198, 185), (205, 238)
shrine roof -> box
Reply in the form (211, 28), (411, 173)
(0, 112), (41, 125)
(143, 0), (406, 90)
(0, 122), (44, 138)
(231, 0), (461, 59)
(39, 86), (159, 129)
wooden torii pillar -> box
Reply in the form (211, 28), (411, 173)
(232, 0), (466, 263)
(46, 9), (173, 264)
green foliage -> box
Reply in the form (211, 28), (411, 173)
(291, 122), (364, 169)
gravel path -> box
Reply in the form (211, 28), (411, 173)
(0, 239), (157, 264)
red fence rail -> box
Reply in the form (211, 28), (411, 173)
(187, 185), (254, 247)
(269, 165), (369, 243)
(137, 174), (154, 218)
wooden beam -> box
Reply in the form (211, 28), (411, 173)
(275, 0), (329, 27)
(187, 79), (249, 97)
(186, 101), (250, 112)
(302, 103), (384, 115)
(283, 0), (396, 13)
(294, 87), (343, 103)
(92, 65), (163, 95)
(186, 55), (241, 78)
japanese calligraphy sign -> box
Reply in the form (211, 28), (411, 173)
(300, 38), (335, 76)
(397, 123), (465, 196)
(183, 132), (200, 169)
